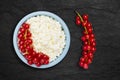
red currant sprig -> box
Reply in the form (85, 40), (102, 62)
(75, 11), (96, 69)
(18, 23), (49, 67)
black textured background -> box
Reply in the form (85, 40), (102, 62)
(0, 0), (120, 80)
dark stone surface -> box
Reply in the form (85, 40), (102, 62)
(0, 0), (120, 80)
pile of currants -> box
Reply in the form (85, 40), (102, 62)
(17, 23), (49, 67)
(75, 11), (96, 69)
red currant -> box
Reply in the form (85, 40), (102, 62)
(91, 41), (96, 46)
(85, 34), (90, 39)
(84, 41), (88, 45)
(43, 55), (49, 60)
(18, 40), (24, 45)
(40, 59), (45, 65)
(76, 19), (81, 26)
(79, 61), (84, 67)
(82, 51), (87, 55)
(33, 58), (38, 64)
(19, 27), (25, 33)
(82, 21), (87, 27)
(82, 46), (87, 51)
(82, 14), (88, 20)
(83, 63), (88, 69)
(24, 54), (32, 60)
(35, 62), (41, 67)
(87, 28), (93, 33)
(28, 60), (33, 65)
(18, 33), (23, 39)
(87, 58), (92, 64)
(81, 36), (86, 41)
(76, 16), (80, 21)
(22, 23), (30, 29)
(90, 34), (95, 38)
(37, 53), (43, 58)
(91, 47), (96, 52)
(90, 38), (95, 43)
(44, 60), (49, 64)
(87, 52), (93, 58)
(80, 57), (85, 62)
(86, 45), (91, 50)
(86, 22), (92, 28)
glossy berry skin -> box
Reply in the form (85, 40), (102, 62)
(76, 16), (81, 25)
(35, 62), (41, 67)
(76, 16), (80, 20)
(28, 60), (33, 65)
(82, 14), (88, 20)
(79, 61), (84, 67)
(82, 21), (87, 27)
(76, 19), (81, 25)
(22, 23), (30, 29)
(83, 63), (88, 69)
(86, 22), (92, 28)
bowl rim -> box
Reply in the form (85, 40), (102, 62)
(13, 11), (70, 69)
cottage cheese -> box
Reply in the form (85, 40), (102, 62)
(26, 15), (66, 62)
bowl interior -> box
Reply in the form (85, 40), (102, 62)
(13, 11), (70, 68)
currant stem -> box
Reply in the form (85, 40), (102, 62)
(75, 11), (90, 46)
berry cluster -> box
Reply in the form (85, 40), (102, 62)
(18, 23), (49, 67)
(75, 11), (96, 69)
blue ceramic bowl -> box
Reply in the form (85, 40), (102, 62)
(13, 11), (70, 69)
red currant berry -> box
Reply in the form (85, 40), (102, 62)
(82, 51), (87, 55)
(82, 14), (88, 20)
(37, 53), (43, 58)
(82, 21), (87, 27)
(40, 59), (45, 65)
(18, 40), (24, 45)
(83, 54), (88, 58)
(21, 48), (26, 53)
(19, 27), (25, 33)
(81, 36), (86, 41)
(43, 55), (49, 60)
(27, 31), (32, 37)
(90, 38), (95, 43)
(80, 57), (85, 62)
(91, 41), (96, 47)
(91, 47), (96, 52)
(90, 34), (95, 38)
(44, 60), (49, 64)
(76, 19), (81, 25)
(33, 58), (38, 64)
(30, 51), (36, 57)
(85, 34), (90, 39)
(87, 52), (93, 58)
(22, 23), (29, 29)
(28, 39), (33, 44)
(18, 33), (23, 39)
(86, 45), (91, 50)
(76, 16), (80, 21)
(82, 46), (87, 51)
(26, 45), (31, 51)
(19, 45), (24, 50)
(86, 22), (92, 28)
(24, 54), (32, 60)
(79, 61), (84, 67)
(88, 28), (93, 33)
(84, 41), (88, 45)
(83, 63), (88, 69)
(87, 58), (92, 64)
(28, 60), (33, 65)
(35, 62), (41, 67)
